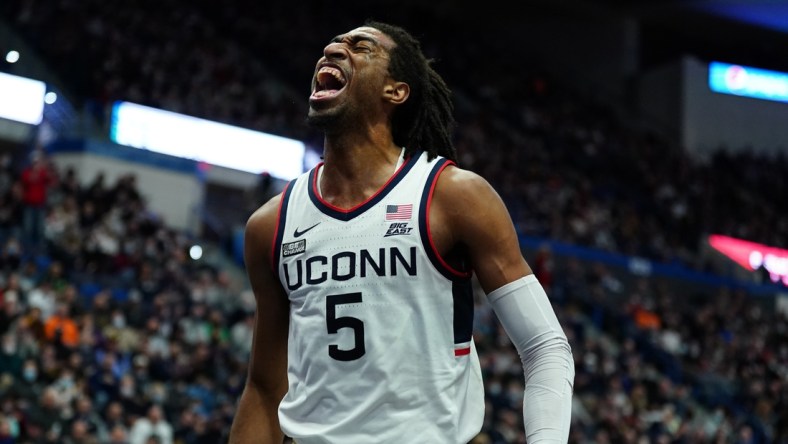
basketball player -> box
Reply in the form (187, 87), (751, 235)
(229, 21), (574, 443)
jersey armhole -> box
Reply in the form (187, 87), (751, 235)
(418, 159), (474, 281)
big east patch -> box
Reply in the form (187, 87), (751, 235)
(385, 222), (413, 237)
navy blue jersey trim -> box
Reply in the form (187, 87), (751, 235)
(452, 279), (474, 345)
(307, 151), (423, 221)
(418, 159), (472, 281)
(272, 179), (296, 274)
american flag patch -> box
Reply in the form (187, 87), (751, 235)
(385, 204), (413, 221)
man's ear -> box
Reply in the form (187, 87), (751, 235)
(383, 81), (410, 105)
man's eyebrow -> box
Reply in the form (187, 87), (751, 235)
(329, 34), (379, 46)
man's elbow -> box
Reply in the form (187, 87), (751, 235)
(522, 332), (574, 383)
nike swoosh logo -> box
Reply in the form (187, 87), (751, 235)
(293, 222), (321, 238)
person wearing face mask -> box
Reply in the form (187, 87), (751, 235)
(50, 369), (79, 407)
(1, 358), (40, 407)
(118, 374), (147, 418)
(22, 360), (37, 381)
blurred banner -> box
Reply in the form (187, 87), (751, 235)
(709, 234), (788, 287)
(709, 61), (788, 104)
(0, 71), (45, 125)
(110, 101), (306, 180)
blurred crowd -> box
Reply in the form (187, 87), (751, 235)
(0, 152), (784, 443)
(0, 151), (255, 443)
(474, 252), (788, 443)
(1, 0), (788, 443)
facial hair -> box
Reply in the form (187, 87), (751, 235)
(307, 102), (365, 137)
(306, 96), (356, 129)
(306, 110), (340, 131)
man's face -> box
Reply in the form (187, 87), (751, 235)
(307, 26), (396, 129)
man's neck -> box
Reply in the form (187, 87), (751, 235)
(319, 132), (404, 209)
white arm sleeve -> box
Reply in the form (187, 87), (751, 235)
(488, 274), (574, 443)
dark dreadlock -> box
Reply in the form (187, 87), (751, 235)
(365, 20), (457, 163)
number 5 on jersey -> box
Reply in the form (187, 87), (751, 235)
(326, 293), (366, 361)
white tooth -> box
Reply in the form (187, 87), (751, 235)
(319, 67), (345, 84)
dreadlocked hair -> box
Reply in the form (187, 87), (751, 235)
(365, 20), (458, 163)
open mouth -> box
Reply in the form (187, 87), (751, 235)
(310, 65), (347, 100)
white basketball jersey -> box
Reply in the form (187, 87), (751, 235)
(272, 151), (485, 444)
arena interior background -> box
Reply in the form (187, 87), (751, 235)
(0, 0), (787, 443)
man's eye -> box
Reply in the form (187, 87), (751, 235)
(354, 45), (371, 52)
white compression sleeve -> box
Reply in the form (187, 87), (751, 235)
(488, 274), (574, 443)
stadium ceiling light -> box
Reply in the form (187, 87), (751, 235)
(5, 50), (20, 63)
(44, 92), (57, 104)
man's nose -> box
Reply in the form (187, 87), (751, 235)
(323, 42), (347, 61)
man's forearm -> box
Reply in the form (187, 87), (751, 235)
(229, 384), (284, 444)
(522, 334), (574, 443)
(488, 275), (575, 443)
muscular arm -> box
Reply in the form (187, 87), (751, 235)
(229, 196), (289, 444)
(429, 166), (531, 292)
(432, 166), (574, 443)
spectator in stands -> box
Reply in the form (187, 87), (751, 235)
(0, 335), (22, 377)
(45, 196), (81, 263)
(0, 300), (20, 338)
(26, 281), (57, 321)
(532, 244), (555, 291)
(108, 424), (129, 444)
(83, 173), (110, 215)
(63, 419), (99, 444)
(49, 368), (79, 408)
(0, 236), (23, 274)
(0, 418), (13, 444)
(128, 404), (173, 444)
(0, 154), (15, 197)
(102, 401), (126, 433)
(118, 373), (147, 418)
(44, 303), (80, 349)
(24, 387), (64, 441)
(70, 396), (107, 440)
(230, 312), (254, 359)
(20, 150), (54, 251)
(57, 167), (80, 201)
(0, 182), (24, 249)
(244, 171), (275, 216)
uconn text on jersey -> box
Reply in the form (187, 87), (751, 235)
(282, 246), (418, 290)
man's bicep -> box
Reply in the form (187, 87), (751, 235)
(244, 198), (290, 395)
(435, 168), (531, 294)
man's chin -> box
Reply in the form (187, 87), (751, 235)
(306, 110), (340, 130)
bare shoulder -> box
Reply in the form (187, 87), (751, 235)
(244, 193), (284, 264)
(434, 164), (495, 196)
(246, 193), (283, 235)
(432, 165), (506, 224)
